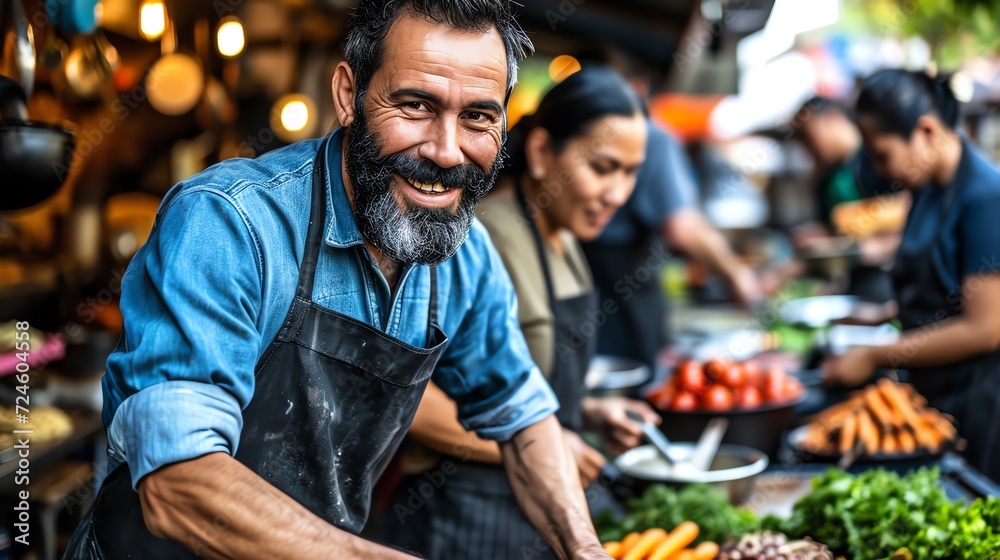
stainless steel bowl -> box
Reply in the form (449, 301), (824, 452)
(779, 295), (858, 328)
(612, 443), (769, 504)
(585, 355), (651, 398)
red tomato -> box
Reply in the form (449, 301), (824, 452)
(783, 377), (804, 401)
(672, 390), (699, 411)
(676, 361), (707, 394)
(735, 386), (763, 409)
(648, 385), (676, 411)
(702, 385), (734, 411)
(704, 359), (728, 382)
(763, 367), (787, 403)
(742, 361), (763, 389)
(720, 363), (745, 389)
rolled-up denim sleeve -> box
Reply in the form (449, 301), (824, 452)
(107, 381), (243, 489)
(103, 187), (262, 488)
(433, 223), (559, 442)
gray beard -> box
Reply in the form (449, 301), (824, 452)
(343, 110), (502, 265)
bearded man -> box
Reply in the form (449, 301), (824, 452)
(64, 1), (609, 558)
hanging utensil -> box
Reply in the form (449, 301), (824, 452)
(0, 0), (34, 98)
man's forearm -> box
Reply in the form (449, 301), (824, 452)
(667, 210), (748, 284)
(408, 381), (502, 463)
(139, 453), (415, 560)
(867, 315), (1000, 371)
(501, 416), (609, 560)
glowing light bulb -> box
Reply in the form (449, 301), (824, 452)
(139, 0), (166, 41)
(217, 19), (245, 58)
(280, 101), (309, 132)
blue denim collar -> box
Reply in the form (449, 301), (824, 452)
(323, 128), (366, 249)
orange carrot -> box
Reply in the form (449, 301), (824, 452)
(692, 541), (720, 560)
(649, 522), (700, 560)
(882, 431), (899, 455)
(857, 409), (880, 456)
(898, 428), (916, 454)
(666, 551), (696, 560)
(839, 412), (859, 454)
(604, 541), (622, 558)
(923, 410), (957, 440)
(879, 379), (923, 426)
(623, 528), (669, 560)
(619, 533), (641, 559)
(865, 387), (896, 430)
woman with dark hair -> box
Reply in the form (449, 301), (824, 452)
(824, 69), (1000, 480)
(379, 66), (655, 558)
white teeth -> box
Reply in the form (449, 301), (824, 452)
(431, 182), (445, 193)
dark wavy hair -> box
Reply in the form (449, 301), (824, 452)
(856, 69), (961, 137)
(344, 0), (533, 114)
(503, 66), (644, 178)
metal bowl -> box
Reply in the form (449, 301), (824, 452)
(585, 355), (651, 398)
(610, 443), (769, 504)
(779, 295), (858, 328)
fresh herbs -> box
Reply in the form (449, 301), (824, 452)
(595, 484), (760, 545)
(762, 468), (1000, 560)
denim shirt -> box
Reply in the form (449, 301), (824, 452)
(104, 128), (558, 489)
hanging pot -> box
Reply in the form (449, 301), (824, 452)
(0, 75), (75, 211)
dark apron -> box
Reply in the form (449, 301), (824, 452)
(380, 188), (597, 559)
(64, 137), (448, 558)
(581, 233), (666, 372)
(893, 181), (1000, 481)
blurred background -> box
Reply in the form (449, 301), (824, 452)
(2, 0), (1000, 557)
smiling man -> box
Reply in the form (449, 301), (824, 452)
(64, 1), (609, 559)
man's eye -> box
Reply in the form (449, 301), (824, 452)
(404, 102), (426, 111)
(465, 111), (497, 124)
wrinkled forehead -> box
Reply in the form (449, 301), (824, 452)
(374, 12), (508, 107)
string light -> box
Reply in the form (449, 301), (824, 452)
(217, 18), (245, 58)
(139, 0), (166, 41)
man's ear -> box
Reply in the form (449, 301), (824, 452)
(332, 61), (357, 128)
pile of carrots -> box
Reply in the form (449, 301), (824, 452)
(602, 521), (718, 560)
(801, 378), (958, 457)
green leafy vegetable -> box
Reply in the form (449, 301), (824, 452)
(594, 483), (759, 544)
(764, 467), (1000, 560)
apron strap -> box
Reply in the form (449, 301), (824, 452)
(427, 265), (438, 346)
(515, 180), (559, 308)
(295, 136), (331, 301)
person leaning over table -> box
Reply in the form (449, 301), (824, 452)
(573, 53), (764, 374)
(63, 1), (614, 558)
(823, 69), (1000, 482)
(378, 66), (660, 559)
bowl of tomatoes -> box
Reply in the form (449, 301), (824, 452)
(645, 359), (806, 457)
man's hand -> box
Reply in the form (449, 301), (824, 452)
(582, 397), (660, 454)
(502, 416), (611, 560)
(730, 264), (764, 309)
(563, 430), (606, 487)
(822, 346), (877, 387)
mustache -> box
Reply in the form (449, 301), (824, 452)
(381, 152), (494, 197)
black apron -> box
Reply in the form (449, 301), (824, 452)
(581, 233), (667, 372)
(893, 179), (1000, 481)
(64, 137), (448, 558)
(380, 188), (597, 559)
